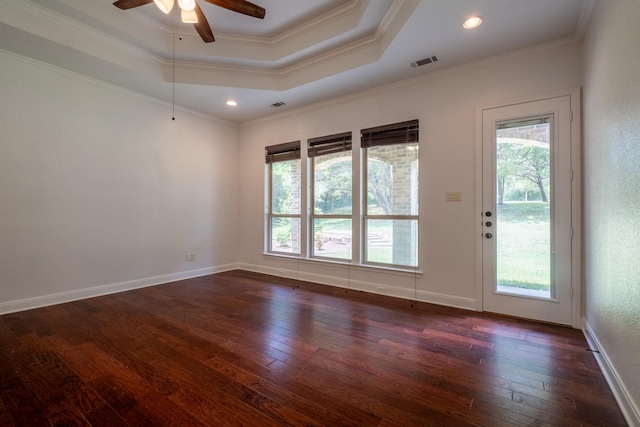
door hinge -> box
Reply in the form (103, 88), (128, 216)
(571, 286), (574, 300)
(570, 110), (574, 122)
(570, 169), (574, 181)
(570, 227), (574, 239)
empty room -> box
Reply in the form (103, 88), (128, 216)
(0, 0), (638, 425)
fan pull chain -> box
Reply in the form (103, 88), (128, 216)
(172, 32), (176, 120)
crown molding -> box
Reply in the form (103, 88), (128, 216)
(1, 0), (163, 73)
(0, 48), (235, 125)
(242, 36), (582, 127)
(5, 0), (417, 92)
(575, 0), (597, 42)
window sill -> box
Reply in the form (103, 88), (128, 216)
(262, 252), (423, 277)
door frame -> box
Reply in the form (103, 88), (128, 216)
(475, 89), (582, 328)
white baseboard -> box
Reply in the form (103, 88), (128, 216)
(0, 263), (237, 315)
(583, 319), (640, 427)
(237, 263), (477, 311)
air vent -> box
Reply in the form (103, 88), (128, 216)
(411, 56), (438, 68)
(270, 101), (287, 108)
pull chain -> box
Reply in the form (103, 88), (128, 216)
(172, 32), (176, 120)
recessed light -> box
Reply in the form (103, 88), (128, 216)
(463, 16), (483, 29)
(226, 100), (238, 107)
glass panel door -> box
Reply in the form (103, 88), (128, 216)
(495, 117), (553, 299)
(482, 96), (573, 325)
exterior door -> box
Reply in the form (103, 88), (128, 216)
(481, 95), (573, 325)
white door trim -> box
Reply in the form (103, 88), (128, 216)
(474, 88), (582, 328)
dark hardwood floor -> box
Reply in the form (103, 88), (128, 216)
(0, 270), (627, 426)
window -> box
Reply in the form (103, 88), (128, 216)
(264, 120), (419, 270)
(362, 120), (419, 268)
(266, 141), (301, 254)
(308, 132), (352, 260)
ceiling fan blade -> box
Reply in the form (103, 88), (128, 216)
(202, 0), (265, 19)
(113, 0), (153, 10)
(193, 2), (215, 43)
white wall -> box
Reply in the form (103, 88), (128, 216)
(0, 50), (239, 313)
(237, 41), (582, 309)
(582, 0), (640, 424)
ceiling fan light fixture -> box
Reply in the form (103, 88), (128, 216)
(114, 0), (265, 43)
(181, 8), (198, 23)
(178, 0), (196, 12)
(153, 0), (174, 14)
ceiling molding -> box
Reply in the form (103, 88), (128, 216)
(574, 0), (597, 41)
(0, 48), (237, 126)
(242, 37), (583, 128)
(163, 0), (420, 90)
(112, 0), (369, 65)
(3, 0), (591, 123)
(44, 0), (382, 65)
(4, 0), (417, 91)
(163, 0), (379, 67)
(0, 0), (164, 68)
(263, 0), (367, 44)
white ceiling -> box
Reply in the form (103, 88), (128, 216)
(0, 0), (593, 123)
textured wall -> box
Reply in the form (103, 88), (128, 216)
(582, 0), (640, 421)
(0, 50), (239, 310)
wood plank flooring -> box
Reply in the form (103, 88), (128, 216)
(0, 270), (627, 426)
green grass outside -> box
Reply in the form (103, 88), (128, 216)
(365, 247), (392, 264)
(497, 202), (551, 291)
(274, 202), (551, 290)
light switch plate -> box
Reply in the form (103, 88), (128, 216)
(446, 191), (462, 202)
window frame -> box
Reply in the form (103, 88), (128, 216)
(263, 119), (419, 272)
(308, 132), (353, 261)
(265, 141), (302, 255)
(361, 120), (419, 269)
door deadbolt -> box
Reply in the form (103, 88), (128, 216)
(485, 233), (493, 239)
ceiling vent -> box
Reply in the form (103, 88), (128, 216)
(411, 56), (438, 68)
(270, 101), (287, 108)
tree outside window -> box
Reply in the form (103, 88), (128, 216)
(266, 142), (301, 254)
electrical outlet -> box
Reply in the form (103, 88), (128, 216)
(189, 253), (196, 262)
(185, 253), (190, 261)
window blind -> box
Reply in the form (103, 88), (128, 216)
(307, 132), (352, 158)
(265, 141), (301, 164)
(361, 119), (419, 148)
(497, 117), (549, 130)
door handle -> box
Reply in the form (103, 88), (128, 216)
(485, 233), (493, 239)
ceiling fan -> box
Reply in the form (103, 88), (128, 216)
(113, 0), (266, 43)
